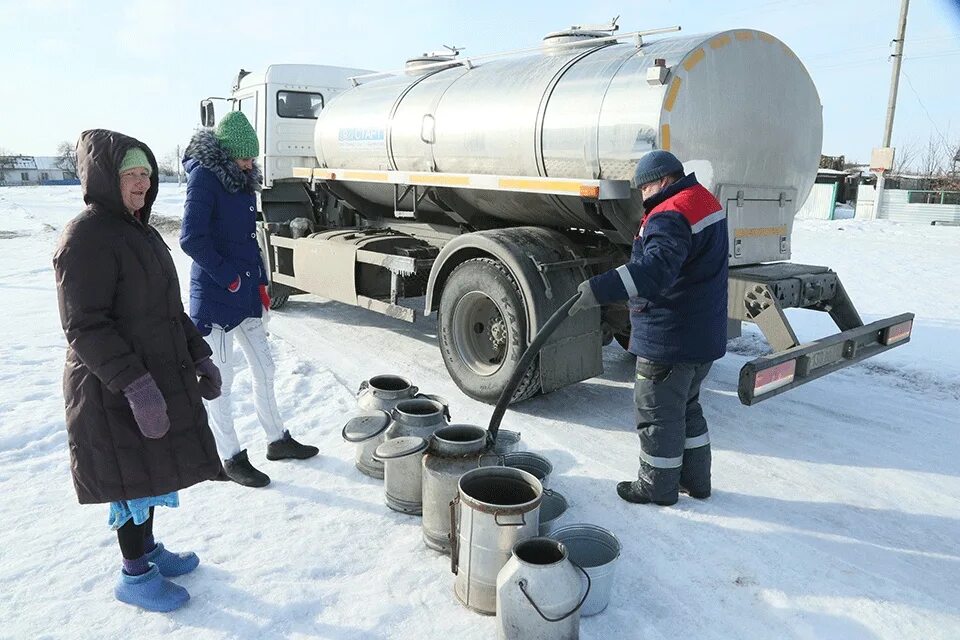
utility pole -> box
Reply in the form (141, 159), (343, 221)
(872, 0), (909, 220)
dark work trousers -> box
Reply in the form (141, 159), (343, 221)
(634, 358), (713, 503)
(116, 507), (155, 560)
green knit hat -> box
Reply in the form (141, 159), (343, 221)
(118, 146), (152, 175)
(215, 111), (259, 159)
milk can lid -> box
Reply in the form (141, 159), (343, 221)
(342, 410), (390, 442)
(374, 436), (428, 460)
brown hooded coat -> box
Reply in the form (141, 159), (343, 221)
(54, 129), (220, 503)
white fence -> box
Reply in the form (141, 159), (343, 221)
(855, 186), (960, 224)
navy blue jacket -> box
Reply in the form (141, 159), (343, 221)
(589, 174), (729, 364)
(179, 130), (267, 334)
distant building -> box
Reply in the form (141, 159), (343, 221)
(0, 156), (79, 186)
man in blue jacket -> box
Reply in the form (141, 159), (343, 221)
(569, 150), (728, 506)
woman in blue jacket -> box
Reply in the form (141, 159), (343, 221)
(180, 111), (317, 488)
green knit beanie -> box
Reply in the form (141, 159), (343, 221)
(215, 111), (259, 159)
(118, 147), (152, 175)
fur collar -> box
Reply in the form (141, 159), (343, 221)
(184, 129), (262, 194)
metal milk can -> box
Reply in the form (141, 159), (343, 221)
(373, 436), (428, 515)
(451, 466), (542, 615)
(385, 397), (450, 441)
(342, 411), (391, 479)
(496, 538), (590, 640)
(421, 424), (491, 554)
(346, 375), (421, 478)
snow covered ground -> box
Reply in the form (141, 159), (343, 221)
(0, 184), (957, 640)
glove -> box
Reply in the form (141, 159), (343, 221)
(123, 373), (171, 439)
(258, 284), (271, 310)
(195, 357), (222, 400)
(568, 280), (599, 316)
(227, 275), (241, 293)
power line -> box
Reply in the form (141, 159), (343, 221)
(901, 69), (953, 150)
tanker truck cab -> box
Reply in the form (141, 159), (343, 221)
(199, 63), (373, 306)
(216, 26), (914, 407)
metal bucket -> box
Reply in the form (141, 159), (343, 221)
(452, 467), (542, 615)
(483, 452), (553, 489)
(421, 425), (489, 553)
(496, 537), (590, 640)
(551, 524), (621, 617)
(374, 436), (428, 515)
(538, 490), (569, 536)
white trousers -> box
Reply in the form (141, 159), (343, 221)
(203, 317), (285, 460)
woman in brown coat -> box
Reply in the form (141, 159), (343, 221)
(54, 130), (223, 612)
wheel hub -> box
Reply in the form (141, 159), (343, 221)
(452, 291), (507, 377)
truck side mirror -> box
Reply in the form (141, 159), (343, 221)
(200, 100), (215, 127)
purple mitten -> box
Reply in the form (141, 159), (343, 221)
(195, 357), (222, 400)
(123, 374), (171, 439)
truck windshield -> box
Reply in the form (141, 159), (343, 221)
(277, 91), (324, 119)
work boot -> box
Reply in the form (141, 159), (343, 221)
(616, 480), (677, 506)
(223, 449), (271, 487)
(679, 483), (711, 500)
(266, 430), (319, 461)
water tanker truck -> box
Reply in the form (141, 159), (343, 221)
(199, 23), (914, 405)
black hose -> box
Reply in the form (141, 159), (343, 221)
(487, 291), (583, 443)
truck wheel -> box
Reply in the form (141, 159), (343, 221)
(438, 258), (541, 404)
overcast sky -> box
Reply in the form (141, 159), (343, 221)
(2, 0), (958, 164)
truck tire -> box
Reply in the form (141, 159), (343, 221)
(438, 257), (541, 404)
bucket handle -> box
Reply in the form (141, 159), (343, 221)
(448, 496), (460, 575)
(518, 560), (591, 623)
(494, 510), (526, 527)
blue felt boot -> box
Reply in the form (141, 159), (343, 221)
(114, 565), (190, 612)
(145, 542), (200, 577)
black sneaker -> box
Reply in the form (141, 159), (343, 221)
(223, 450), (271, 488)
(616, 481), (677, 506)
(266, 430), (319, 461)
(679, 483), (711, 500)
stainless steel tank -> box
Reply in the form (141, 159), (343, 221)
(314, 28), (822, 252)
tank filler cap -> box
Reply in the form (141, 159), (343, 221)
(542, 17), (619, 51)
(404, 44), (465, 76)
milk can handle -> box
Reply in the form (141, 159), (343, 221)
(518, 561), (591, 623)
(494, 511), (526, 527)
(476, 453), (504, 468)
(409, 385), (419, 396)
(357, 380), (369, 395)
(448, 496), (460, 575)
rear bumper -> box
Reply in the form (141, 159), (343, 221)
(738, 313), (915, 405)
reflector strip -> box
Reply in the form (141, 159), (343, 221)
(639, 450), (684, 469)
(616, 265), (638, 298)
(759, 33), (776, 43)
(660, 124), (671, 150)
(498, 177), (581, 194)
(292, 167), (313, 178)
(883, 320), (913, 345)
(685, 433), (710, 449)
(579, 185), (600, 199)
(736, 31), (754, 41)
(683, 48), (706, 71)
(735, 225), (787, 238)
(753, 360), (796, 396)
(710, 35), (731, 49)
(664, 77), (682, 112)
